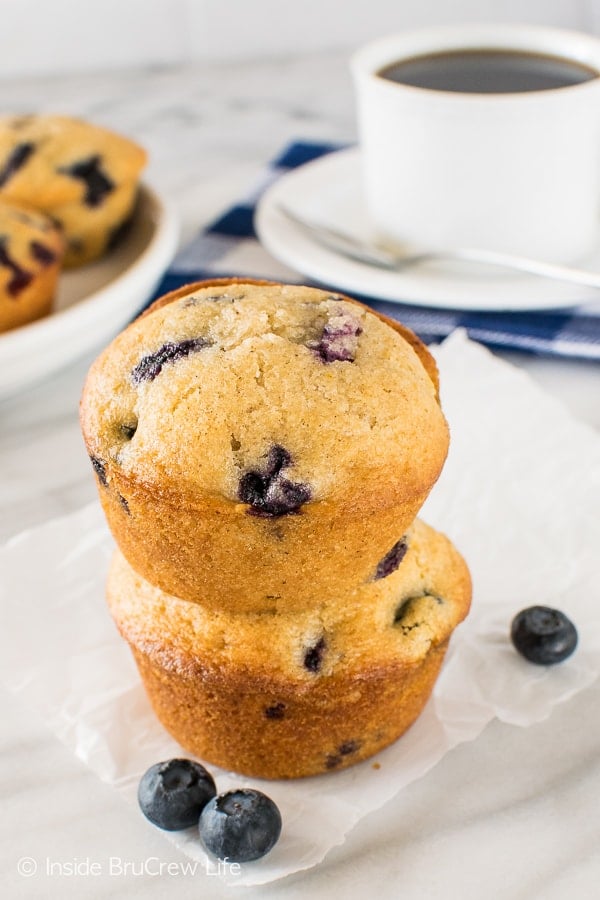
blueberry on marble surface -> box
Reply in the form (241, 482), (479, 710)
(138, 759), (216, 831)
(510, 606), (578, 665)
(238, 444), (311, 517)
(199, 789), (282, 862)
(131, 337), (212, 384)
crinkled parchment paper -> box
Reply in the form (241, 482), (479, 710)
(1, 332), (599, 886)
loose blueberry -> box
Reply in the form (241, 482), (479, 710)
(510, 606), (578, 665)
(309, 311), (362, 363)
(199, 789), (282, 862)
(131, 337), (212, 384)
(374, 537), (408, 580)
(138, 758), (216, 831)
(239, 445), (311, 517)
(0, 141), (35, 186)
(303, 636), (326, 673)
(59, 155), (114, 207)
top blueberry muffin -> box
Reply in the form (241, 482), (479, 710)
(0, 114), (146, 266)
(81, 280), (448, 515)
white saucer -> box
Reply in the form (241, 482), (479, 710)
(0, 183), (179, 399)
(255, 147), (600, 311)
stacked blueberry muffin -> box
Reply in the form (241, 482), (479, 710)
(81, 279), (471, 778)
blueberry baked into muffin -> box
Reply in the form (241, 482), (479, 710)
(0, 199), (64, 333)
(81, 279), (450, 612)
(0, 115), (146, 267)
(107, 518), (471, 779)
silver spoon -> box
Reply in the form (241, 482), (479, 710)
(278, 203), (600, 290)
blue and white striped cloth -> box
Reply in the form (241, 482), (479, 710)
(149, 141), (600, 360)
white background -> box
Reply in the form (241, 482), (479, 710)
(0, 0), (599, 77)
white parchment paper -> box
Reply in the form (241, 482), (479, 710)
(1, 331), (599, 887)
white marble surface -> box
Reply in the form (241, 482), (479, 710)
(1, 52), (600, 899)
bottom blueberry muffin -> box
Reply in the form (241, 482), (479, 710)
(106, 519), (471, 779)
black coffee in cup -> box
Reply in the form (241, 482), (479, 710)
(378, 48), (598, 93)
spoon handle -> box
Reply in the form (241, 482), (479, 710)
(428, 246), (600, 289)
(278, 204), (600, 290)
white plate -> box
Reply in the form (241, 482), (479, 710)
(255, 147), (600, 311)
(0, 184), (179, 399)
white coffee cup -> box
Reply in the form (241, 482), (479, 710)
(351, 25), (600, 264)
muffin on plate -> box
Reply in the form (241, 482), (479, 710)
(0, 114), (146, 266)
(0, 199), (64, 333)
(107, 517), (472, 779)
(81, 279), (449, 613)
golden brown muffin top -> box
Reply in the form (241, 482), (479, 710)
(81, 281), (449, 512)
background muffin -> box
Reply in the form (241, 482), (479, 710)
(0, 200), (64, 332)
(0, 114), (146, 266)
